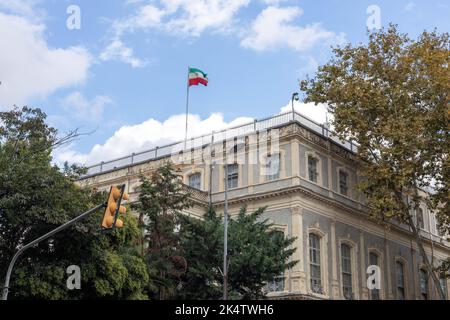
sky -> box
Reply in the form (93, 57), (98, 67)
(0, 0), (449, 167)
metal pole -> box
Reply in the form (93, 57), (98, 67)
(291, 96), (295, 121)
(209, 132), (215, 207)
(2, 203), (105, 300)
(223, 164), (229, 300)
(184, 66), (191, 150)
(291, 92), (298, 121)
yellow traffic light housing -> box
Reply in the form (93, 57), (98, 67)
(102, 185), (129, 229)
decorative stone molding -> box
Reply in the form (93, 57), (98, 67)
(338, 237), (360, 300)
(306, 225), (330, 299)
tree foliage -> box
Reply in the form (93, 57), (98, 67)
(131, 163), (192, 299)
(300, 25), (449, 299)
(177, 206), (297, 299)
(0, 106), (148, 300)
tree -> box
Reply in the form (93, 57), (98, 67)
(0, 106), (148, 299)
(177, 206), (297, 299)
(300, 25), (449, 299)
(131, 163), (192, 300)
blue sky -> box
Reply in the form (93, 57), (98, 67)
(0, 0), (448, 166)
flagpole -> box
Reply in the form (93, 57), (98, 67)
(184, 66), (190, 150)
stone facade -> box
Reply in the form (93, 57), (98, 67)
(78, 119), (450, 300)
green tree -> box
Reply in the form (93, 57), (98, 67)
(300, 25), (449, 299)
(177, 206), (297, 299)
(0, 106), (148, 299)
(131, 163), (192, 300)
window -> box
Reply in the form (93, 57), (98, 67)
(440, 275), (447, 299)
(265, 277), (285, 293)
(369, 252), (380, 300)
(419, 269), (429, 300)
(226, 164), (239, 189)
(416, 208), (425, 230)
(188, 173), (201, 189)
(396, 261), (406, 299)
(341, 244), (353, 299)
(264, 153), (280, 181)
(436, 221), (443, 237)
(308, 156), (319, 183)
(339, 170), (348, 196)
(309, 233), (322, 293)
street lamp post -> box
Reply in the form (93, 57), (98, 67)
(223, 164), (229, 300)
(291, 92), (299, 121)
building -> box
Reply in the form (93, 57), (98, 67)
(77, 110), (450, 300)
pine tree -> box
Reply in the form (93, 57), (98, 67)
(131, 163), (192, 299)
(178, 206), (297, 299)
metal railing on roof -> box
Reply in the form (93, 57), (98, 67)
(82, 111), (358, 177)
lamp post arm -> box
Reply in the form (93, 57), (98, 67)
(2, 203), (106, 300)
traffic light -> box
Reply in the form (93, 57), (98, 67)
(102, 184), (129, 229)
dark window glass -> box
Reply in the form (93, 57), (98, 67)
(396, 261), (406, 299)
(265, 276), (285, 292)
(309, 233), (322, 293)
(226, 164), (238, 189)
(188, 173), (201, 189)
(341, 244), (353, 299)
(308, 156), (318, 183)
(417, 208), (425, 229)
(419, 269), (428, 300)
(440, 276), (447, 299)
(265, 153), (280, 181)
(339, 170), (348, 196)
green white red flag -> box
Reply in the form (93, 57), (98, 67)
(188, 67), (208, 87)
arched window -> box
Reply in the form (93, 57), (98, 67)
(419, 269), (429, 300)
(341, 243), (353, 299)
(396, 261), (406, 299)
(369, 252), (380, 300)
(188, 172), (201, 189)
(309, 233), (322, 293)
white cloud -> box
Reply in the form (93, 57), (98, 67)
(163, 0), (250, 37)
(112, 0), (250, 37)
(54, 100), (332, 166)
(0, 12), (91, 108)
(101, 0), (250, 66)
(241, 6), (345, 52)
(113, 4), (166, 37)
(103, 2), (345, 66)
(61, 92), (113, 122)
(280, 100), (330, 125)
(100, 39), (147, 68)
(53, 112), (254, 165)
(0, 0), (44, 20)
(260, 0), (287, 4)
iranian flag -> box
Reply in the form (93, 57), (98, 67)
(188, 67), (208, 87)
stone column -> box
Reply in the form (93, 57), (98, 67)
(330, 220), (340, 299)
(291, 139), (300, 185)
(290, 206), (306, 294)
(360, 231), (368, 299)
